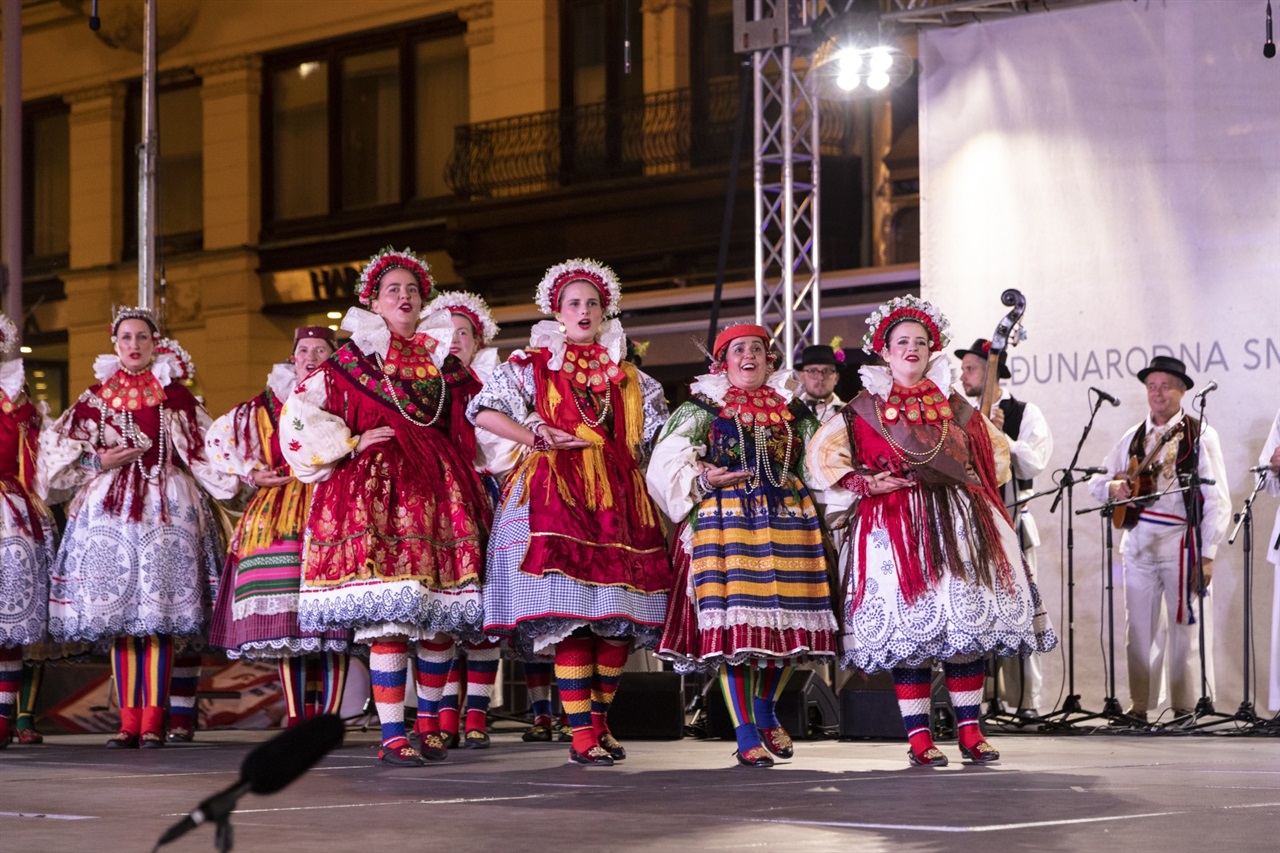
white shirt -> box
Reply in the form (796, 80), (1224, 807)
(1258, 409), (1280, 568)
(965, 387), (1053, 547)
(800, 392), (845, 425)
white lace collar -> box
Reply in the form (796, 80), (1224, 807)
(341, 306), (454, 369)
(92, 353), (177, 387)
(0, 358), (23, 400)
(267, 362), (296, 402)
(688, 365), (798, 406)
(858, 354), (959, 400)
(527, 318), (627, 371)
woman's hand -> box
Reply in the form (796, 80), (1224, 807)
(356, 426), (396, 454)
(865, 471), (914, 495)
(533, 424), (591, 450)
(97, 446), (145, 471)
(698, 463), (751, 488)
(250, 469), (293, 488)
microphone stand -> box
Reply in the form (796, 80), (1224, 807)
(1226, 469), (1267, 728)
(1181, 399), (1234, 732)
(1036, 391), (1108, 730)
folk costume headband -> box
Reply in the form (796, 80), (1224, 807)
(712, 323), (772, 361)
(427, 291), (500, 345)
(111, 306), (159, 340)
(294, 326), (337, 346)
(358, 247), (436, 307)
(0, 313), (17, 356)
(862, 295), (950, 354)
(535, 258), (622, 318)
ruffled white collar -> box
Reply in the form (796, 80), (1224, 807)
(689, 366), (798, 406)
(527, 318), (627, 371)
(341, 306), (454, 368)
(267, 363), (296, 402)
(0, 358), (24, 400)
(858, 354), (959, 400)
(469, 346), (500, 386)
(92, 353), (178, 387)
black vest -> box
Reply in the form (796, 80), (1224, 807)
(1127, 413), (1203, 523)
(997, 396), (1033, 499)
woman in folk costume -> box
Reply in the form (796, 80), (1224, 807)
(0, 314), (58, 747)
(280, 248), (490, 767)
(40, 308), (237, 748)
(206, 327), (350, 729)
(806, 296), (1056, 767)
(648, 324), (837, 767)
(469, 259), (672, 766)
(417, 291), (505, 750)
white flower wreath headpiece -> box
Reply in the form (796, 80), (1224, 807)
(534, 258), (622, 318)
(0, 313), (17, 357)
(862, 294), (951, 354)
(358, 246), (436, 307)
(427, 290), (500, 345)
(155, 336), (196, 382)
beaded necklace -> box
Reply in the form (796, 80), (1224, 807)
(372, 334), (447, 428)
(873, 398), (949, 467)
(373, 354), (447, 428)
(97, 369), (168, 482)
(722, 384), (793, 490)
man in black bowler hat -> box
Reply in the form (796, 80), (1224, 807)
(1088, 355), (1229, 725)
(956, 338), (1053, 718)
(795, 344), (846, 425)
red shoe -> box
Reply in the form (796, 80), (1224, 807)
(959, 740), (1000, 764)
(907, 745), (949, 767)
(379, 741), (425, 767)
(569, 744), (614, 766)
(734, 745), (775, 768)
(758, 725), (794, 759)
(15, 727), (44, 745)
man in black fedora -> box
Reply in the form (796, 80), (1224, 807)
(1088, 354), (1230, 725)
(795, 344), (846, 424)
(956, 338), (1053, 719)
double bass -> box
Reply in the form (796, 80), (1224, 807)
(978, 289), (1027, 418)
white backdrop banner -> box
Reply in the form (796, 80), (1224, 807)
(920, 0), (1280, 713)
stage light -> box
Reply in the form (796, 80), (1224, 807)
(837, 71), (861, 91)
(326, 311), (342, 319)
(868, 70), (891, 91)
(868, 48), (893, 73)
(19, 346), (32, 354)
(837, 48), (863, 73)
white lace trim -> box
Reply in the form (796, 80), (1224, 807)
(341, 306), (454, 368)
(0, 358), (23, 399)
(858, 354), (958, 400)
(688, 365), (797, 406)
(528, 317), (627, 371)
(231, 596), (300, 621)
(92, 354), (176, 387)
(694, 608), (838, 633)
(267, 363), (296, 402)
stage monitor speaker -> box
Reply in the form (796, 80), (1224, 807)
(838, 668), (954, 740)
(703, 670), (839, 740)
(606, 672), (685, 739)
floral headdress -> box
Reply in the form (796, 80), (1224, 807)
(0, 313), (18, 357)
(111, 305), (159, 340)
(357, 247), (436, 307)
(155, 337), (195, 382)
(535, 258), (622, 318)
(427, 290), (500, 345)
(862, 294), (950, 354)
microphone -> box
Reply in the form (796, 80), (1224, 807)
(1251, 464), (1273, 473)
(1266, 0), (1276, 58)
(1192, 380), (1218, 402)
(1071, 466), (1108, 477)
(157, 714), (344, 847)
(1090, 387), (1120, 407)
(89, 0), (101, 31)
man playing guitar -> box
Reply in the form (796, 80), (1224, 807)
(1088, 355), (1229, 725)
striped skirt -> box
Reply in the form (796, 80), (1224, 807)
(656, 483), (838, 672)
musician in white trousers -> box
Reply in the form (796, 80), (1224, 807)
(1257, 409), (1280, 712)
(1089, 356), (1229, 723)
(957, 339), (1053, 716)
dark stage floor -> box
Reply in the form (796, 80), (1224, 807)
(4, 725), (1280, 852)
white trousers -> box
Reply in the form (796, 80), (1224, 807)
(1121, 553), (1214, 715)
(996, 546), (1043, 712)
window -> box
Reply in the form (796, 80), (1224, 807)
(560, 0), (644, 179)
(22, 100), (71, 262)
(264, 19), (468, 228)
(124, 79), (204, 256)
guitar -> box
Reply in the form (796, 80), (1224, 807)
(979, 289), (1027, 419)
(1111, 426), (1183, 530)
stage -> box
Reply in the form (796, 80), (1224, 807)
(4, 725), (1278, 852)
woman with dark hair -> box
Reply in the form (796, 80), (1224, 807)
(647, 324), (837, 768)
(806, 295), (1056, 767)
(469, 259), (671, 766)
(280, 248), (490, 766)
(41, 308), (236, 748)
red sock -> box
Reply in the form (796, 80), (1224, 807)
(439, 706), (461, 736)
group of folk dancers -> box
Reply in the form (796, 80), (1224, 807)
(5, 250), (1078, 769)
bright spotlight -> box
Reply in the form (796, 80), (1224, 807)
(837, 71), (860, 91)
(868, 70), (890, 91)
(869, 48), (893, 73)
(837, 48), (863, 73)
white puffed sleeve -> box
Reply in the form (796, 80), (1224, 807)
(205, 400), (267, 483)
(645, 403), (713, 524)
(35, 402), (96, 504)
(173, 404), (239, 500)
(805, 413), (858, 528)
(278, 369), (358, 484)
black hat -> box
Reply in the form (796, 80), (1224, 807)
(1136, 355), (1194, 390)
(953, 338), (1011, 380)
(797, 345), (843, 370)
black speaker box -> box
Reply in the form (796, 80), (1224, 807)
(704, 669), (839, 740)
(606, 672), (685, 739)
(838, 668), (954, 740)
